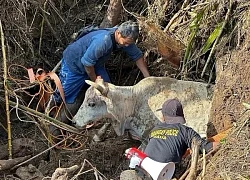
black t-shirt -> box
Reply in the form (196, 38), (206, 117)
(144, 122), (213, 163)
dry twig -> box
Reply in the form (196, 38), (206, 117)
(179, 146), (220, 180)
(0, 20), (12, 159)
(201, 149), (206, 178)
(71, 159), (108, 180)
(186, 138), (201, 180)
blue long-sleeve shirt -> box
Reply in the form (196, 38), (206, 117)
(63, 28), (143, 74)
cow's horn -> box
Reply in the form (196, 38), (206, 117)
(85, 80), (105, 94)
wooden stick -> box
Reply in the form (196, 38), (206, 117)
(0, 97), (82, 135)
(52, 60), (62, 72)
(202, 149), (206, 178)
(186, 138), (200, 180)
(179, 146), (220, 180)
(0, 20), (12, 159)
(38, 0), (48, 54)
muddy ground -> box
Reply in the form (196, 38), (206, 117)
(0, 0), (250, 179)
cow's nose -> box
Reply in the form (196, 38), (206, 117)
(88, 102), (96, 107)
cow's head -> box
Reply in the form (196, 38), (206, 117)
(72, 78), (112, 128)
(72, 77), (135, 137)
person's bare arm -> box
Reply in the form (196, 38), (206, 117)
(84, 66), (97, 81)
(135, 57), (150, 78)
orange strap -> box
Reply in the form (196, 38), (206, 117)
(207, 128), (231, 142)
(27, 68), (36, 83)
(47, 71), (66, 104)
(28, 68), (65, 104)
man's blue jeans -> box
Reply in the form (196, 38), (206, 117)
(55, 59), (111, 104)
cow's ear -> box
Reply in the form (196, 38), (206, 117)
(85, 80), (106, 94)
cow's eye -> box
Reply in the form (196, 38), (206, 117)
(88, 102), (96, 107)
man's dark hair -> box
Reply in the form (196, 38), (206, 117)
(117, 21), (139, 41)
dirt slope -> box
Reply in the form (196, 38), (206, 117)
(208, 48), (250, 137)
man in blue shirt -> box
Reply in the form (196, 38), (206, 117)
(56, 21), (150, 104)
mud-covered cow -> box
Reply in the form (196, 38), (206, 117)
(72, 77), (213, 139)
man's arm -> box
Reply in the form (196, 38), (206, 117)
(136, 57), (150, 78)
(122, 44), (150, 78)
(186, 127), (214, 153)
(81, 36), (112, 82)
(84, 66), (97, 81)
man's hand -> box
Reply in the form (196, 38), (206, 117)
(135, 57), (150, 78)
(125, 147), (147, 168)
(84, 66), (97, 81)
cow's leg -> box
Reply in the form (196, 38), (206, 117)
(92, 122), (111, 142)
(109, 117), (144, 141)
(124, 117), (144, 140)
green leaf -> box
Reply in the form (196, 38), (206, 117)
(201, 22), (223, 54)
(183, 10), (205, 70)
(220, 138), (226, 145)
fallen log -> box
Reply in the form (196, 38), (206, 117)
(100, 0), (121, 28)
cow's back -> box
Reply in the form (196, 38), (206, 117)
(131, 77), (212, 138)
